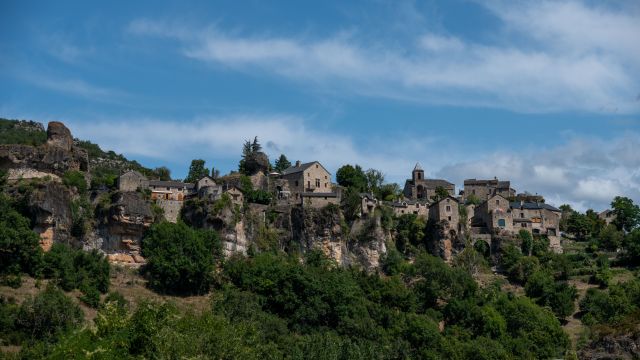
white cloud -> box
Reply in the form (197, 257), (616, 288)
(127, 1), (640, 113)
(437, 134), (640, 211)
(18, 72), (126, 102)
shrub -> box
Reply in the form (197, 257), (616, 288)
(142, 222), (221, 295)
(15, 285), (84, 342)
(62, 170), (87, 194)
(0, 195), (43, 276)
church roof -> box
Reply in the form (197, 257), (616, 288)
(413, 162), (423, 171)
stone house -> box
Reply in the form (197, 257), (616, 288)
(429, 196), (460, 230)
(149, 180), (194, 201)
(280, 160), (340, 207)
(510, 201), (561, 237)
(225, 186), (244, 205)
(403, 163), (455, 201)
(387, 200), (429, 217)
(463, 178), (515, 202)
(117, 170), (149, 192)
(301, 192), (341, 208)
(472, 194), (513, 235)
(599, 209), (616, 226)
(360, 193), (379, 217)
(428, 196), (460, 262)
(281, 161), (333, 197)
(195, 176), (223, 199)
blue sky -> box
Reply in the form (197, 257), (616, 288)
(1, 0), (639, 211)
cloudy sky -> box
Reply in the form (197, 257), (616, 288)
(1, 0), (639, 211)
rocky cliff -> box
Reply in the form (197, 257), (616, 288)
(0, 121), (88, 177)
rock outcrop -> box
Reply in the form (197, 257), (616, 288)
(579, 325), (640, 360)
(0, 121), (88, 177)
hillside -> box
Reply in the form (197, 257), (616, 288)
(0, 119), (639, 359)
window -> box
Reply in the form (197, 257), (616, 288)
(316, 164), (318, 168)
(472, 189), (476, 195)
(520, 212), (525, 218)
(166, 187), (170, 190)
(295, 180), (299, 187)
(414, 211), (418, 214)
(448, 216), (452, 221)
(325, 175), (327, 179)
(324, 197), (327, 200)
(521, 223), (527, 228)
(446, 205), (451, 212)
(315, 179), (320, 187)
(325, 183), (327, 188)
(498, 219), (506, 227)
(307, 181), (311, 188)
(496, 200), (499, 205)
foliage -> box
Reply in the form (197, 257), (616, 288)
(240, 174), (272, 205)
(524, 270), (577, 319)
(336, 164), (367, 192)
(341, 187), (363, 221)
(378, 182), (402, 201)
(566, 211), (593, 240)
(465, 194), (482, 205)
(62, 170), (87, 194)
(42, 243), (110, 304)
(273, 153), (292, 173)
(364, 168), (385, 196)
(580, 279), (640, 325)
(597, 224), (624, 250)
(0, 194), (43, 277)
(184, 159), (209, 183)
(395, 213), (426, 252)
(430, 186), (449, 202)
(239, 136), (269, 175)
(15, 284), (84, 343)
(0, 118), (47, 146)
(623, 229), (640, 264)
(142, 221), (221, 295)
(519, 229), (533, 256)
(611, 196), (640, 232)
(154, 166), (171, 181)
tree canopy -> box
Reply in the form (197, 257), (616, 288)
(184, 159), (209, 183)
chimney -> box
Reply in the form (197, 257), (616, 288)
(295, 160), (301, 167)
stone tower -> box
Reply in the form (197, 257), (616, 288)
(412, 162), (424, 182)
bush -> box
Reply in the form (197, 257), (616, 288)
(62, 170), (87, 194)
(0, 194), (43, 276)
(15, 285), (84, 342)
(142, 222), (221, 295)
(42, 243), (110, 294)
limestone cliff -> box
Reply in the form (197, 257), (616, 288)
(0, 121), (89, 177)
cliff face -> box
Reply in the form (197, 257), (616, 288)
(579, 325), (640, 360)
(182, 198), (389, 271)
(0, 121), (89, 177)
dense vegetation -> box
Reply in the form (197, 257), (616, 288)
(0, 118), (47, 146)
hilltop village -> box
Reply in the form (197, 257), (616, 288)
(0, 121), (619, 267)
(3, 119), (640, 359)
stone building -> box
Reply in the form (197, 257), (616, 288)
(280, 160), (340, 207)
(472, 194), (513, 235)
(463, 178), (515, 202)
(117, 170), (149, 192)
(149, 180), (194, 201)
(403, 163), (455, 201)
(195, 176), (223, 199)
(360, 193), (379, 217)
(510, 201), (561, 236)
(387, 200), (429, 217)
(224, 186), (244, 205)
(599, 209), (616, 226)
(428, 196), (460, 261)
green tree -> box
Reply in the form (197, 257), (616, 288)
(519, 229), (533, 256)
(184, 159), (209, 183)
(0, 194), (43, 276)
(62, 170), (87, 194)
(153, 166), (171, 181)
(611, 196), (640, 232)
(142, 222), (221, 295)
(566, 211), (592, 240)
(378, 183), (401, 201)
(598, 224), (624, 250)
(336, 164), (367, 192)
(465, 194), (482, 206)
(273, 154), (291, 173)
(16, 284), (84, 342)
(364, 168), (385, 195)
(430, 186), (450, 202)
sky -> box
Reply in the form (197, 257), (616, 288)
(1, 0), (639, 211)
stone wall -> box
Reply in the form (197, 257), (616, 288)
(155, 199), (183, 223)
